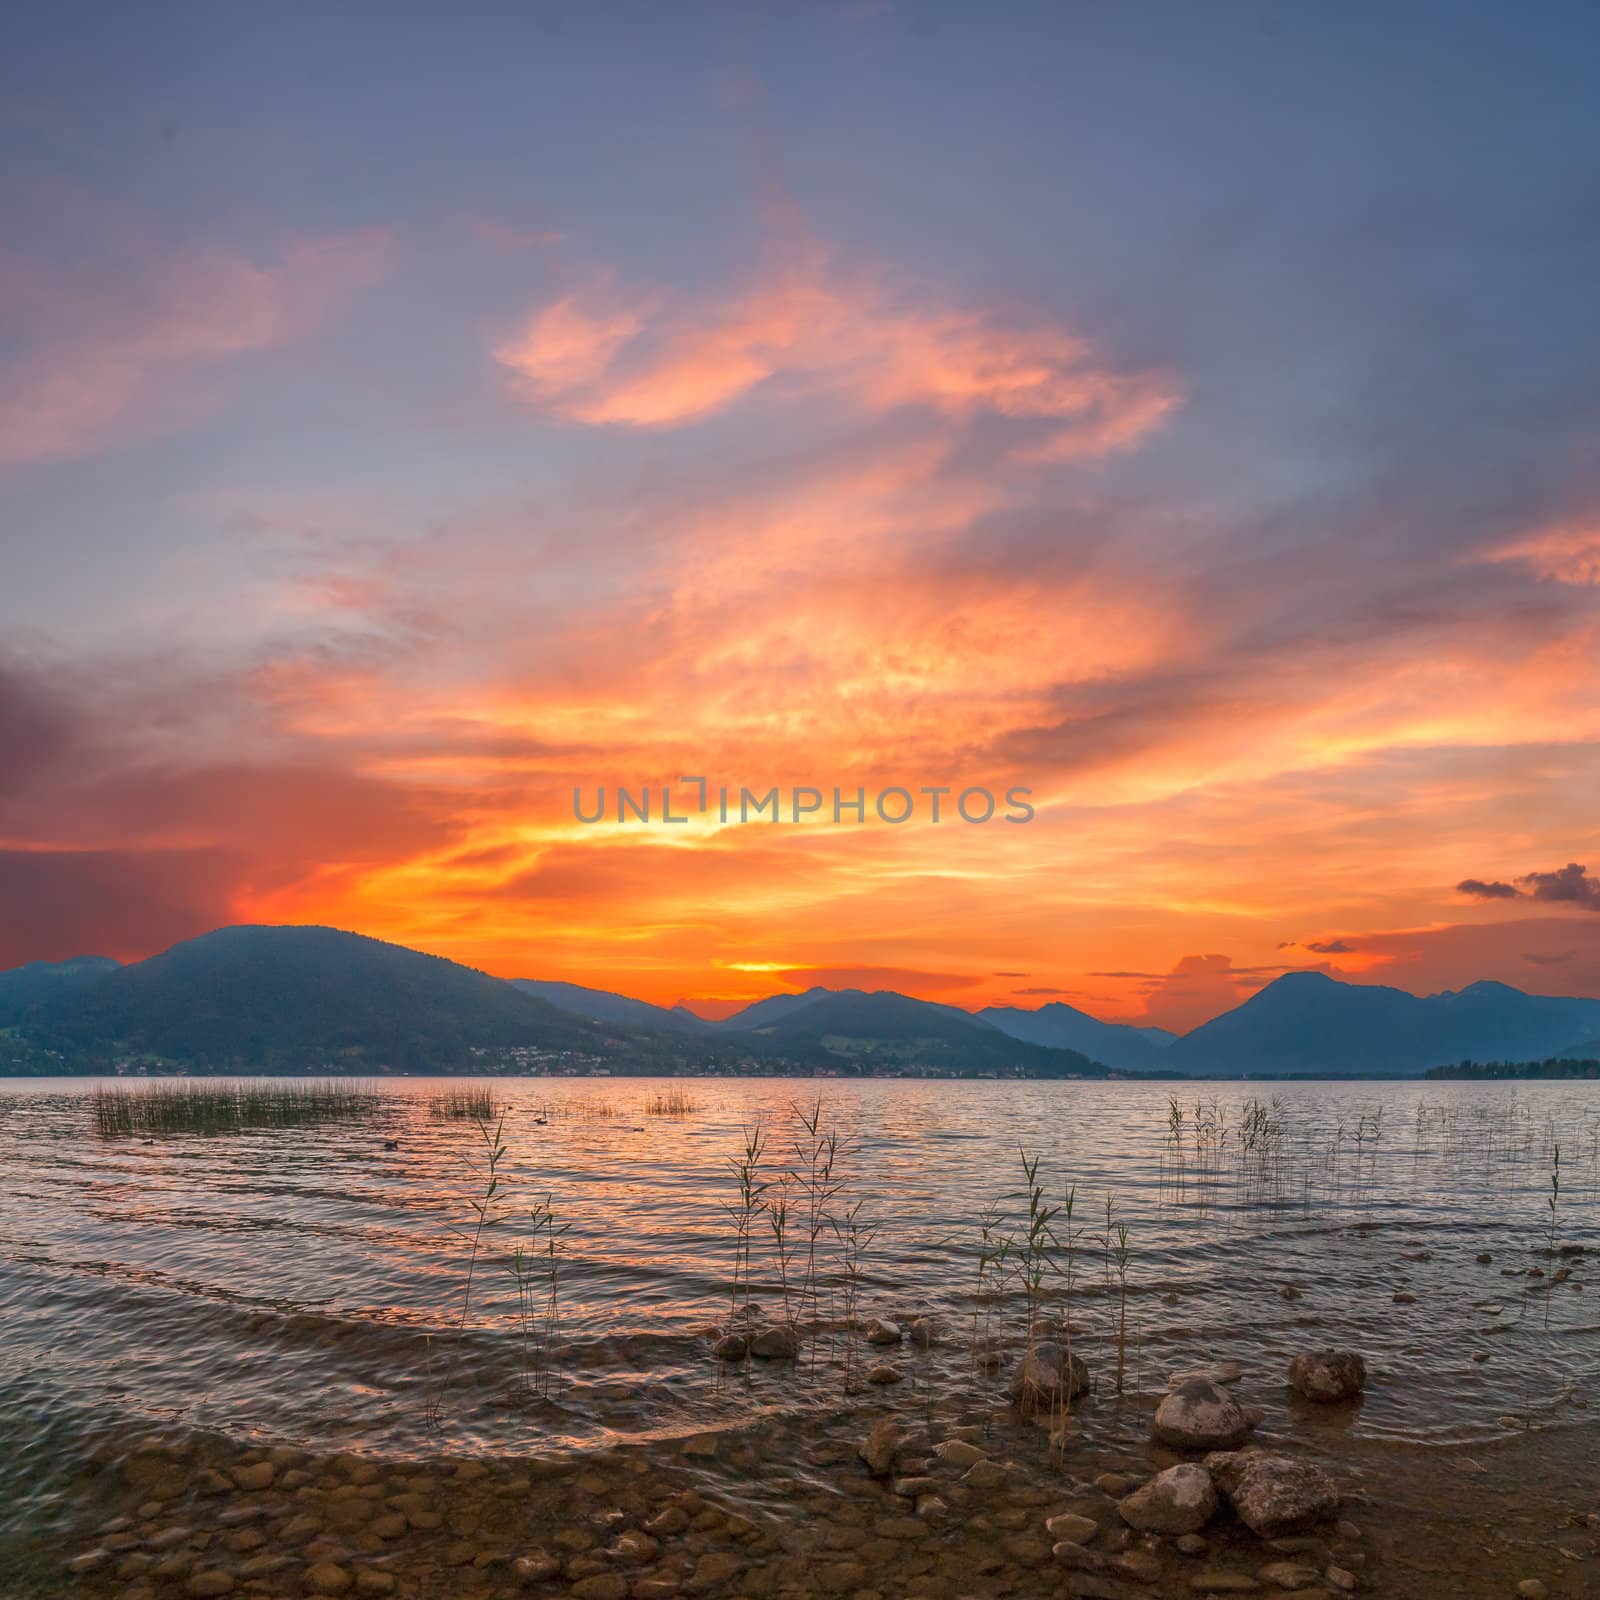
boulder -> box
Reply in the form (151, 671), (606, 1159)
(1117, 1463), (1217, 1534)
(909, 1317), (937, 1349)
(711, 1332), (749, 1360)
(866, 1319), (902, 1346)
(859, 1417), (902, 1477)
(1286, 1350), (1365, 1403)
(1008, 1341), (1090, 1416)
(1204, 1451), (1339, 1537)
(1152, 1377), (1252, 1450)
(748, 1324), (800, 1359)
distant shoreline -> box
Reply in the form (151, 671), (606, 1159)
(4, 1067), (1597, 1083)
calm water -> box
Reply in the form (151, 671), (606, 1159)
(1, 1075), (1596, 1538)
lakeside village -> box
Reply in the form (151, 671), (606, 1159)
(21, 1042), (1110, 1081)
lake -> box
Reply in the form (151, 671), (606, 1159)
(2, 1075), (1596, 1598)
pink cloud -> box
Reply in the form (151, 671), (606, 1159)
(1478, 521), (1600, 586)
(493, 241), (1178, 456)
(0, 227), (389, 467)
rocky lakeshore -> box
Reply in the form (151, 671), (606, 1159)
(31, 1338), (1600, 1600)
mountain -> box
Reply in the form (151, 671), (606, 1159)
(980, 1001), (1176, 1071)
(510, 978), (712, 1034)
(714, 987), (842, 1030)
(717, 986), (1000, 1034)
(0, 956), (121, 1026)
(1166, 971), (1600, 1076)
(14, 926), (624, 1073)
(746, 989), (1113, 1076)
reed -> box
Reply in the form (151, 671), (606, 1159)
(510, 1193), (567, 1400)
(92, 1079), (375, 1137)
(1108, 1197), (1131, 1393)
(429, 1085), (498, 1122)
(644, 1087), (700, 1116)
(723, 1121), (769, 1334)
(429, 1114), (508, 1427)
(971, 1199), (1011, 1372)
(791, 1099), (841, 1368)
(767, 1176), (796, 1330)
(832, 1196), (876, 1389)
(1017, 1149), (1059, 1350)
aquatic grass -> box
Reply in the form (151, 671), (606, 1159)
(971, 1199), (1012, 1373)
(510, 1193), (568, 1400)
(832, 1196), (876, 1390)
(1017, 1149), (1059, 1350)
(723, 1121), (769, 1337)
(767, 1176), (797, 1331)
(429, 1114), (508, 1428)
(791, 1099), (842, 1370)
(1108, 1196), (1131, 1393)
(428, 1085), (498, 1121)
(92, 1079), (376, 1137)
(644, 1087), (700, 1116)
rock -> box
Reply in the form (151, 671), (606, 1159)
(1392, 1291), (1416, 1304)
(1046, 1514), (1099, 1544)
(1325, 1567), (1356, 1592)
(1205, 1452), (1339, 1537)
(748, 1324), (800, 1359)
(302, 1565), (353, 1596)
(866, 1319), (902, 1346)
(512, 1553), (560, 1583)
(963, 1458), (1007, 1490)
(1095, 1472), (1132, 1497)
(231, 1462), (275, 1491)
(645, 1506), (690, 1536)
(354, 1575), (396, 1596)
(1112, 1550), (1162, 1583)
(933, 1439), (986, 1470)
(866, 1364), (902, 1384)
(1476, 1252), (1493, 1263)
(1052, 1540), (1105, 1571)
(1176, 1534), (1207, 1555)
(859, 1418), (903, 1478)
(569, 1577), (628, 1600)
(1153, 1378), (1253, 1450)
(1188, 1572), (1259, 1593)
(613, 1531), (659, 1562)
(909, 1318), (937, 1348)
(916, 1494), (948, 1520)
(1257, 1560), (1321, 1589)
(186, 1575), (235, 1598)
(711, 1332), (749, 1360)
(1118, 1464), (1218, 1535)
(1517, 1581), (1549, 1600)
(1009, 1342), (1090, 1416)
(1287, 1351), (1366, 1403)
(1278, 1285), (1302, 1301)
(687, 1551), (743, 1589)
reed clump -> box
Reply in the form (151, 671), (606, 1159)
(429, 1085), (499, 1121)
(645, 1087), (700, 1116)
(92, 1079), (375, 1137)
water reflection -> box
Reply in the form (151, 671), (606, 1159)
(0, 1075), (1594, 1486)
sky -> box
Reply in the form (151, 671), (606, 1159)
(3, 1), (1600, 1031)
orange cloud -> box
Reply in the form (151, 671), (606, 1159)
(1478, 521), (1600, 586)
(493, 239), (1178, 456)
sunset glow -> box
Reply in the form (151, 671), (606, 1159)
(4, 5), (1600, 1031)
